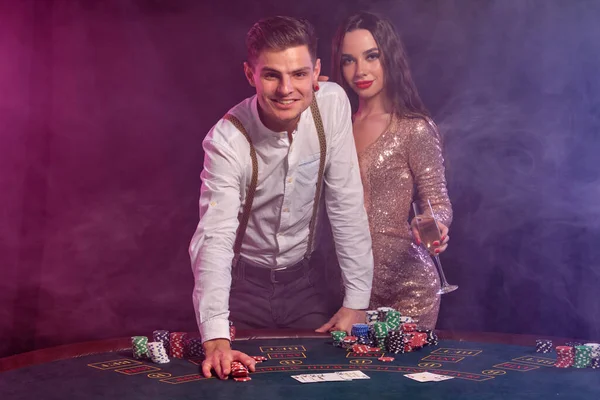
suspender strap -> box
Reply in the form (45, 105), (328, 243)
(222, 113), (258, 268)
(305, 96), (327, 258)
(224, 94), (327, 266)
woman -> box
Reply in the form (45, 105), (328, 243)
(330, 12), (453, 329)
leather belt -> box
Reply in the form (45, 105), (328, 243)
(237, 257), (311, 285)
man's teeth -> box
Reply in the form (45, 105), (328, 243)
(276, 100), (294, 105)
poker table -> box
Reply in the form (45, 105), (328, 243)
(1, 330), (599, 400)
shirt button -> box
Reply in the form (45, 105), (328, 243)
(209, 201), (217, 207)
(283, 207), (289, 212)
(287, 177), (293, 183)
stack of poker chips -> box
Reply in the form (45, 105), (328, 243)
(147, 341), (170, 364)
(230, 361), (251, 382)
(131, 336), (149, 359)
(573, 345), (593, 368)
(386, 331), (405, 354)
(152, 330), (171, 356)
(331, 331), (347, 347)
(585, 343), (600, 359)
(351, 343), (373, 354)
(366, 310), (379, 325)
(403, 333), (415, 353)
(401, 323), (417, 334)
(351, 324), (370, 345)
(170, 332), (188, 359)
(184, 337), (205, 358)
(385, 310), (402, 331)
(417, 329), (439, 346)
(331, 306), (438, 357)
(535, 339), (553, 354)
(341, 336), (358, 350)
(554, 346), (575, 368)
(373, 322), (390, 350)
(586, 343), (600, 369)
(377, 307), (395, 322)
(412, 332), (428, 348)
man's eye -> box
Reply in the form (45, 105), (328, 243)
(295, 72), (308, 77)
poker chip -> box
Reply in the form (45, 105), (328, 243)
(331, 331), (347, 347)
(351, 323), (370, 337)
(411, 332), (428, 349)
(147, 341), (170, 364)
(342, 335), (358, 350)
(152, 330), (171, 356)
(401, 323), (417, 333)
(585, 343), (600, 359)
(535, 339), (553, 354)
(233, 377), (252, 382)
(366, 310), (379, 325)
(378, 356), (395, 362)
(386, 331), (405, 354)
(554, 346), (574, 368)
(590, 357), (600, 369)
(231, 361), (249, 378)
(377, 307), (395, 322)
(385, 310), (402, 331)
(417, 329), (439, 346)
(170, 332), (188, 359)
(131, 336), (149, 359)
(351, 344), (371, 354)
(183, 337), (204, 359)
(573, 345), (593, 368)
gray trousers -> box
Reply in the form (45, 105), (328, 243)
(229, 255), (340, 330)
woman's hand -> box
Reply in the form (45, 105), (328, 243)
(411, 217), (450, 254)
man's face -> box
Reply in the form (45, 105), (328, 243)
(244, 45), (321, 133)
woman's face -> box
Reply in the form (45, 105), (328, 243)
(340, 29), (385, 101)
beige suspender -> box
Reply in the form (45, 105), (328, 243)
(224, 95), (327, 267)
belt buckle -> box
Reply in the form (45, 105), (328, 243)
(270, 267), (287, 284)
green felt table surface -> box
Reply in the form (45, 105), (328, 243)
(1, 334), (599, 400)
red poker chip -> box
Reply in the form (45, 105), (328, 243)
(233, 377), (252, 382)
(378, 356), (395, 362)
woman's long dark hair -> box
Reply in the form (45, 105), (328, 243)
(331, 12), (431, 121)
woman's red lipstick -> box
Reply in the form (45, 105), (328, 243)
(355, 80), (373, 89)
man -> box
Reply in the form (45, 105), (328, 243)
(189, 16), (373, 380)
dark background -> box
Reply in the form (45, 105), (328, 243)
(1, 0), (599, 358)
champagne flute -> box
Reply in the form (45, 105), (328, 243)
(412, 200), (458, 295)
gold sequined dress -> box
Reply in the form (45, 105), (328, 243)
(358, 115), (452, 329)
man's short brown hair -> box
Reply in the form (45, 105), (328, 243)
(246, 16), (318, 67)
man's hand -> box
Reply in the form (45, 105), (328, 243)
(315, 306), (366, 334)
(201, 338), (256, 379)
(411, 218), (450, 254)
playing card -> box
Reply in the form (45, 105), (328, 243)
(336, 370), (371, 380)
(404, 372), (454, 382)
(291, 373), (352, 383)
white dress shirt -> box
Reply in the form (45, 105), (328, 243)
(189, 82), (374, 342)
